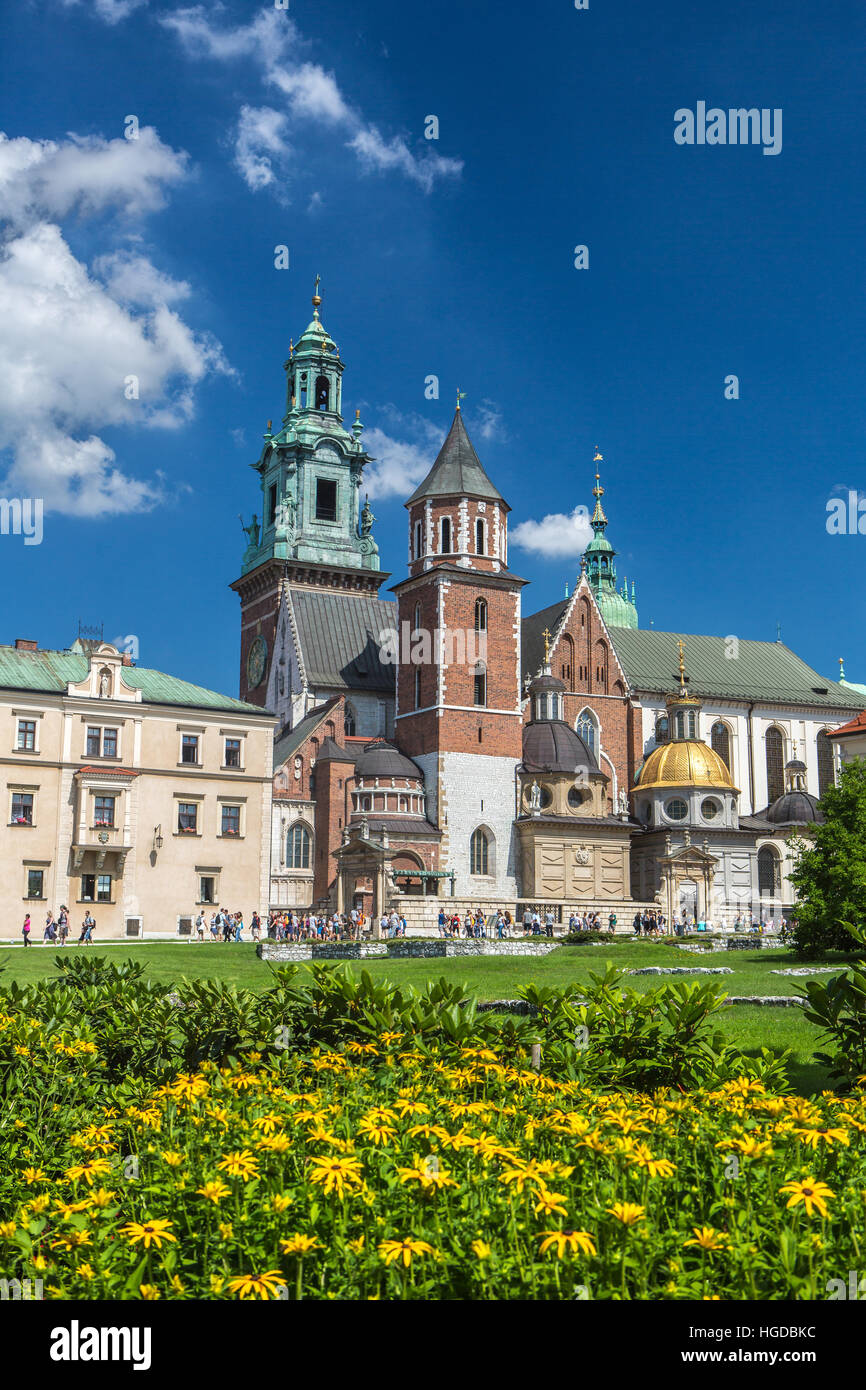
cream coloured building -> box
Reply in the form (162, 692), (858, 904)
(1, 638), (275, 938)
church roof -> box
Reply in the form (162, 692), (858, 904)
(405, 411), (507, 507)
(289, 589), (396, 692)
(272, 697), (342, 770)
(521, 598), (569, 682)
(607, 629), (866, 711)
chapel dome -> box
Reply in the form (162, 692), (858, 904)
(637, 741), (736, 791)
(354, 739), (422, 782)
(765, 790), (824, 825)
(522, 721), (598, 774)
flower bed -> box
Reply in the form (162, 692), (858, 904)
(3, 1019), (865, 1300)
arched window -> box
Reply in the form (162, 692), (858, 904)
(414, 520), (423, 560)
(298, 373), (308, 408)
(711, 721), (731, 770)
(817, 730), (833, 796)
(758, 845), (781, 897)
(536, 693), (548, 720)
(287, 824), (311, 869)
(440, 517), (452, 554)
(655, 715), (669, 744)
(474, 598), (487, 632)
(675, 709), (697, 739)
(594, 640), (608, 693)
(413, 601), (422, 633)
(474, 662), (487, 707)
(343, 703), (356, 738)
(315, 375), (330, 410)
(577, 708), (598, 754)
(470, 827), (490, 875)
(560, 634), (574, 689)
(766, 727), (785, 802)
(476, 518), (485, 555)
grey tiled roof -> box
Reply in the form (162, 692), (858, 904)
(521, 598), (569, 683)
(289, 588), (396, 692)
(272, 698), (341, 770)
(405, 411), (506, 506)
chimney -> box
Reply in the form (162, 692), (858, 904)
(15, 639), (38, 651)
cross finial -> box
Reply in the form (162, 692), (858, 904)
(456, 388), (467, 411)
(542, 627), (552, 665)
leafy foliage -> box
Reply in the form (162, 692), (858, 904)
(790, 758), (866, 957)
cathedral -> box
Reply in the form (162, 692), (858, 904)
(232, 286), (866, 929)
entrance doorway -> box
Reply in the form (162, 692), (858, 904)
(679, 879), (698, 923)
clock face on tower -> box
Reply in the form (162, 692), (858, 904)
(246, 635), (268, 689)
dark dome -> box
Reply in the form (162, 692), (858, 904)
(785, 759), (807, 773)
(522, 720), (599, 774)
(766, 790), (824, 825)
(354, 739), (422, 782)
(530, 672), (566, 693)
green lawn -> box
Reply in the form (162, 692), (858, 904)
(2, 938), (854, 1093)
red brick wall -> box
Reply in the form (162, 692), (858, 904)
(237, 580), (281, 705)
(313, 755), (355, 902)
(407, 498), (507, 578)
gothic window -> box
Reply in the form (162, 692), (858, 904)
(344, 703), (356, 738)
(414, 668), (421, 710)
(315, 478), (337, 521)
(766, 727), (785, 802)
(473, 663), (487, 707)
(470, 827), (490, 875)
(711, 721), (731, 770)
(476, 518), (485, 555)
(474, 598), (487, 632)
(594, 640), (608, 692)
(315, 375), (330, 410)
(413, 602), (422, 633)
(758, 845), (781, 897)
(655, 715), (669, 744)
(414, 520), (423, 559)
(287, 825), (311, 869)
(560, 634), (574, 689)
(577, 708), (598, 754)
(440, 517), (452, 554)
(817, 730), (833, 796)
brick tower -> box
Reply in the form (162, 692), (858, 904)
(391, 400), (526, 897)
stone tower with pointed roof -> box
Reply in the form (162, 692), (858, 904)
(584, 449), (638, 630)
(232, 283), (392, 709)
(391, 402), (525, 896)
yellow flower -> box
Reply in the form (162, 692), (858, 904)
(356, 1119), (397, 1146)
(271, 1194), (293, 1213)
(629, 1143), (677, 1178)
(252, 1112), (282, 1135)
(209, 1274), (225, 1294)
(533, 1188), (568, 1218)
(538, 1229), (597, 1259)
(171, 1275), (186, 1294)
(218, 1222), (234, 1240)
(161, 1151), (185, 1167)
(76, 1262), (95, 1280)
(378, 1237), (436, 1267)
(779, 1177), (835, 1218)
(0, 1221), (17, 1239)
(470, 1239), (491, 1260)
(226, 1270), (286, 1300)
(257, 1133), (293, 1153)
(139, 1284), (161, 1300)
(22, 1167), (45, 1184)
(308, 1154), (364, 1197)
(216, 1149), (259, 1182)
(683, 1226), (729, 1252)
(607, 1203), (646, 1226)
(793, 1126), (850, 1149)
(348, 1235), (365, 1254)
(279, 1234), (321, 1255)
(88, 1188), (116, 1209)
(196, 1181), (231, 1204)
(119, 1219), (177, 1250)
(64, 1157), (113, 1186)
(395, 1099), (429, 1118)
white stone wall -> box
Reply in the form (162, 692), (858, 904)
(269, 796), (314, 908)
(417, 749), (518, 899)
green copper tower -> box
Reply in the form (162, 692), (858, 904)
(583, 448), (638, 629)
(239, 279), (381, 581)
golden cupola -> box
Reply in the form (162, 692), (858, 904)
(636, 640), (738, 792)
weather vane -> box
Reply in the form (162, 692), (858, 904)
(456, 388), (467, 411)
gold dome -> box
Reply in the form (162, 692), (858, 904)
(637, 741), (738, 792)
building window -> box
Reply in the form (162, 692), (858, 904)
(711, 721), (731, 770)
(413, 601), (422, 633)
(343, 704), (356, 738)
(181, 734), (199, 765)
(11, 792), (33, 825)
(674, 709), (697, 740)
(86, 727), (101, 757)
(224, 738), (241, 768)
(27, 868), (44, 898)
(766, 727), (785, 802)
(665, 798), (688, 821)
(817, 731), (833, 797)
(655, 715), (669, 744)
(470, 827), (490, 875)
(701, 797), (720, 821)
(17, 720), (36, 751)
(476, 518), (485, 555)
(221, 805), (241, 837)
(200, 876), (216, 905)
(299, 373), (308, 408)
(474, 598), (487, 632)
(178, 802), (198, 834)
(268, 482), (278, 525)
(94, 795), (115, 828)
(414, 668), (421, 710)
(440, 517), (452, 554)
(288, 824), (311, 869)
(81, 874), (112, 903)
(315, 375), (330, 410)
(102, 728), (117, 759)
(87, 727), (118, 758)
(315, 478), (337, 521)
(758, 846), (781, 897)
(473, 663), (487, 707)
(577, 710), (598, 755)
(414, 520), (423, 559)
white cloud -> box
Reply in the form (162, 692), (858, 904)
(233, 105), (291, 192)
(160, 6), (462, 197)
(0, 124), (230, 518)
(474, 399), (506, 443)
(362, 426), (432, 500)
(510, 505), (593, 558)
(0, 127), (188, 227)
(60, 0), (147, 24)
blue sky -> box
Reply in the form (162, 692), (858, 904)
(1, 0), (864, 691)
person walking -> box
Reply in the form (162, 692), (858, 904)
(44, 911), (56, 944)
(251, 911), (261, 942)
(58, 907), (69, 947)
(608, 911), (617, 934)
(22, 913), (32, 947)
(195, 910), (206, 942)
(81, 911), (95, 944)
(234, 912), (244, 942)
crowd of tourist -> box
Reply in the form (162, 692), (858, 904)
(21, 907), (96, 946)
